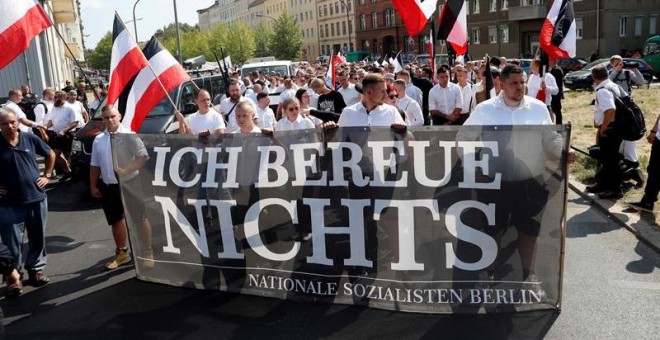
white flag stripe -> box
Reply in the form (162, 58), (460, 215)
(0, 0), (35, 33)
(109, 29), (140, 75)
(123, 49), (179, 122)
(557, 23), (577, 57)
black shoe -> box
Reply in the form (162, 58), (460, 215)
(628, 201), (654, 213)
(598, 190), (623, 200)
(28, 271), (50, 287)
(630, 168), (645, 188)
(586, 183), (606, 193)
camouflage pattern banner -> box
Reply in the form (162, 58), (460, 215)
(112, 125), (570, 314)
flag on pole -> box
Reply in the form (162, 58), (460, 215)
(535, 50), (550, 103)
(120, 36), (190, 131)
(325, 53), (341, 89)
(484, 56), (494, 100)
(0, 0), (51, 70)
(393, 52), (404, 73)
(437, 0), (468, 56)
(392, 0), (439, 37)
(107, 13), (149, 106)
(539, 0), (576, 59)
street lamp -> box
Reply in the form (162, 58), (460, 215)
(132, 0), (142, 41)
(173, 0), (182, 63)
(256, 14), (276, 21)
(339, 0), (352, 52)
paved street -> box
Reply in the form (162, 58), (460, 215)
(2, 181), (659, 339)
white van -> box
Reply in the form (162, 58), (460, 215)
(240, 60), (295, 79)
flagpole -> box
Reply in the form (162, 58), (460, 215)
(115, 12), (180, 113)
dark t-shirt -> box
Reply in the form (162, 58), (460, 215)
(317, 90), (347, 114)
(0, 132), (51, 205)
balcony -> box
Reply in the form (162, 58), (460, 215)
(65, 42), (83, 60)
(50, 0), (77, 24)
(508, 4), (547, 21)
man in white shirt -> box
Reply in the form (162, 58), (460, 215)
(217, 79), (256, 133)
(526, 58), (559, 120)
(460, 64), (575, 286)
(393, 80), (423, 126)
(337, 70), (361, 106)
(90, 106), (153, 270)
(34, 88), (55, 125)
(588, 65), (627, 199)
(47, 91), (79, 177)
(234, 101), (262, 134)
(255, 92), (276, 130)
(395, 70), (423, 112)
(66, 90), (89, 127)
(3, 89), (45, 133)
(454, 64), (476, 125)
(176, 89), (225, 137)
(428, 65), (463, 125)
(335, 74), (406, 128)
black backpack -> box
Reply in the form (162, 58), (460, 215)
(600, 87), (646, 141)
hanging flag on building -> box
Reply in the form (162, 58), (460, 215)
(0, 0), (52, 70)
(539, 0), (576, 59)
(437, 0), (468, 56)
(120, 36), (190, 132)
(393, 0), (439, 37)
(107, 13), (149, 106)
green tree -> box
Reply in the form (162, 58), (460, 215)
(88, 31), (112, 70)
(268, 12), (303, 60)
(161, 29), (209, 61)
(253, 23), (271, 57)
(207, 22), (255, 64)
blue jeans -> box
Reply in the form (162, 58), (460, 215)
(0, 198), (48, 274)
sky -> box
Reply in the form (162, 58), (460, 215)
(80, 0), (216, 49)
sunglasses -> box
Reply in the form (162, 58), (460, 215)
(287, 107), (300, 111)
(388, 94), (397, 99)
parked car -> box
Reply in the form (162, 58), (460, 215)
(563, 58), (653, 91)
(557, 57), (587, 73)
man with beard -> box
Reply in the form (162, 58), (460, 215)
(46, 91), (79, 178)
(217, 79), (256, 133)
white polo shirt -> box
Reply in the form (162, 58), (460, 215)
(458, 83), (476, 114)
(186, 108), (226, 134)
(274, 114), (315, 131)
(395, 96), (424, 126)
(256, 106), (277, 129)
(428, 82), (463, 115)
(460, 94), (563, 181)
(338, 83), (360, 105)
(49, 105), (78, 133)
(66, 100), (86, 128)
(232, 126), (262, 134)
(90, 125), (147, 185)
(3, 101), (29, 132)
(34, 100), (53, 125)
(217, 96), (256, 133)
(338, 102), (405, 127)
(593, 79), (624, 126)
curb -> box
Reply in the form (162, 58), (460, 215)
(568, 178), (660, 253)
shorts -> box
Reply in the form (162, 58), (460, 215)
(98, 176), (145, 226)
(46, 130), (73, 153)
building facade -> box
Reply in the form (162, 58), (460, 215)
(317, 0), (356, 56)
(290, 0), (319, 60)
(0, 0), (84, 98)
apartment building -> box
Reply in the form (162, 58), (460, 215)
(317, 0), (356, 56)
(290, 0), (319, 60)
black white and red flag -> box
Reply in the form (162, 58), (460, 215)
(393, 0), (438, 37)
(120, 36), (190, 131)
(0, 0), (52, 70)
(539, 0), (576, 59)
(107, 13), (149, 107)
(437, 0), (468, 56)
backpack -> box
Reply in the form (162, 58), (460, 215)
(600, 87), (646, 141)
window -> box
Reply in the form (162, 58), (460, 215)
(330, 4), (333, 15)
(635, 16), (643, 36)
(324, 5), (327, 16)
(320, 25), (324, 38)
(331, 23), (335, 36)
(343, 21), (347, 35)
(335, 3), (339, 14)
(319, 6), (322, 17)
(501, 25), (509, 43)
(473, 0), (479, 14)
(471, 27), (480, 44)
(385, 9), (394, 27)
(501, 0), (508, 10)
(619, 16), (628, 37)
(360, 14), (366, 30)
(651, 16), (657, 35)
(301, 29), (305, 38)
(325, 24), (329, 37)
(489, 0), (497, 12)
(488, 26), (497, 43)
(465, 0), (470, 15)
(575, 18), (583, 39)
(372, 12), (377, 29)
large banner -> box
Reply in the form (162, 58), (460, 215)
(112, 125), (570, 313)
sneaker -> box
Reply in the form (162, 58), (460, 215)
(585, 183), (606, 193)
(28, 271), (50, 287)
(475, 270), (494, 289)
(630, 168), (645, 188)
(142, 248), (155, 269)
(598, 190), (623, 200)
(628, 201), (654, 213)
(106, 248), (131, 270)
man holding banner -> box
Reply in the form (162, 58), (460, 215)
(459, 64), (575, 288)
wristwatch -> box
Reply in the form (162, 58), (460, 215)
(44, 174), (52, 179)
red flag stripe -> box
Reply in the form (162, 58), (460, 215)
(393, 0), (438, 37)
(130, 65), (189, 131)
(107, 47), (149, 104)
(0, 2), (51, 69)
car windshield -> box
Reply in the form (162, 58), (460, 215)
(241, 65), (289, 78)
(91, 87), (179, 119)
(583, 59), (609, 70)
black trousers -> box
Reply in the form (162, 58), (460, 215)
(599, 134), (623, 191)
(551, 98), (562, 125)
(643, 137), (660, 204)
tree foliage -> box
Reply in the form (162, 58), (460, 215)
(87, 31), (113, 70)
(161, 29), (209, 61)
(268, 12), (303, 60)
(253, 23), (271, 57)
(207, 22), (256, 64)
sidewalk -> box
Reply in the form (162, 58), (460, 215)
(569, 176), (660, 253)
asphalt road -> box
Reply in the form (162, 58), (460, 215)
(2, 181), (659, 339)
